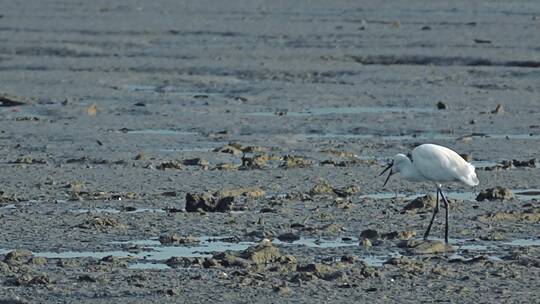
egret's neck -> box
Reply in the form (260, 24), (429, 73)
(400, 160), (424, 181)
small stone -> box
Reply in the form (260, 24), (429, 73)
(437, 101), (448, 110)
(277, 232), (300, 243)
(86, 103), (97, 116)
(361, 238), (372, 247)
(333, 185), (360, 197)
(403, 195), (436, 212)
(281, 155), (311, 168)
(183, 158), (209, 169)
(341, 255), (358, 263)
(381, 230), (416, 240)
(360, 229), (378, 240)
(398, 240), (453, 254)
(4, 250), (33, 265)
(156, 160), (183, 170)
(30, 257), (47, 266)
(310, 182), (334, 195)
(240, 241), (281, 264)
(491, 104), (504, 114)
(476, 187), (513, 201)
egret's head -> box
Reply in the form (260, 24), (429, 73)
(379, 154), (411, 187)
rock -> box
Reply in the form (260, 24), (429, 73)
(214, 163), (240, 170)
(240, 240), (281, 264)
(383, 256), (414, 266)
(78, 216), (119, 229)
(159, 234), (199, 244)
(477, 210), (540, 223)
(491, 104), (504, 114)
(0, 94), (26, 107)
(4, 250), (33, 265)
(333, 185), (360, 197)
(360, 229), (378, 240)
(281, 155), (311, 168)
(511, 158), (536, 168)
(217, 187), (265, 199)
(0, 261), (12, 274)
(100, 255), (128, 267)
(404, 195), (436, 212)
(13, 274), (49, 286)
(156, 160), (183, 170)
(185, 192), (234, 212)
(436, 101), (448, 110)
(86, 103), (97, 116)
(398, 240), (453, 254)
(476, 187), (513, 201)
(361, 239), (372, 247)
(78, 274), (98, 282)
(30, 257), (47, 266)
(479, 232), (506, 241)
(290, 272), (318, 282)
(183, 158), (209, 169)
(341, 255), (358, 263)
(241, 154), (270, 169)
(277, 232), (300, 242)
(165, 257), (193, 268)
(212, 252), (251, 268)
(381, 230), (416, 240)
(13, 156), (47, 164)
(273, 281), (291, 294)
(214, 144), (243, 155)
(202, 258), (220, 268)
(297, 263), (333, 274)
(310, 182), (334, 195)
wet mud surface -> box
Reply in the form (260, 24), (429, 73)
(0, 1), (539, 303)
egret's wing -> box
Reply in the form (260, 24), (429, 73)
(412, 144), (478, 186)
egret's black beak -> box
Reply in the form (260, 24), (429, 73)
(379, 161), (394, 187)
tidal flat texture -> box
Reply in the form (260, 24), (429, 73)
(0, 1), (539, 303)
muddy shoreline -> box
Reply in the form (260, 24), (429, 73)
(0, 1), (539, 303)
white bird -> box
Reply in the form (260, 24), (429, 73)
(380, 143), (479, 243)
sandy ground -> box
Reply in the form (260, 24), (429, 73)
(0, 0), (539, 303)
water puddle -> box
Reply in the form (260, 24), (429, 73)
(2, 236), (537, 270)
(121, 85), (220, 97)
(123, 129), (198, 136)
(298, 133), (540, 141)
(247, 106), (434, 117)
(504, 239), (540, 246)
(156, 147), (215, 152)
(70, 208), (165, 214)
(359, 189), (540, 201)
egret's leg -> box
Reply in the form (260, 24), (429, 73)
(423, 189), (440, 240)
(439, 189), (450, 244)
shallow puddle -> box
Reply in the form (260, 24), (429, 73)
(299, 133), (540, 141)
(124, 129), (198, 136)
(70, 208), (165, 214)
(121, 84), (219, 97)
(247, 106), (434, 117)
(2, 236), (537, 270)
(359, 189), (540, 201)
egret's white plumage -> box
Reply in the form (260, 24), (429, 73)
(380, 143), (479, 243)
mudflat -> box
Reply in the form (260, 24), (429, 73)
(0, 1), (539, 303)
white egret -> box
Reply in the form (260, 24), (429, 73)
(380, 143), (479, 243)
